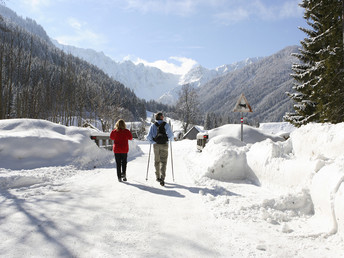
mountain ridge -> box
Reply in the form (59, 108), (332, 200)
(0, 4), (299, 122)
(197, 45), (299, 122)
(53, 40), (263, 103)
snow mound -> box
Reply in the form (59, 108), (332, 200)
(188, 122), (344, 237)
(260, 190), (314, 219)
(209, 124), (284, 144)
(310, 164), (344, 236)
(0, 175), (44, 189)
(198, 124), (284, 183)
(259, 122), (296, 138)
(202, 135), (249, 182)
(291, 123), (344, 160)
(251, 123), (344, 237)
(0, 119), (140, 170)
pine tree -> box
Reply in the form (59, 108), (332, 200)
(285, 0), (344, 126)
(204, 112), (212, 130)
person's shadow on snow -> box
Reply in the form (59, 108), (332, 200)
(124, 181), (240, 198)
(124, 182), (185, 198)
(164, 182), (241, 197)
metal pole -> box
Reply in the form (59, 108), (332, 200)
(240, 112), (243, 142)
(146, 144), (152, 181)
(170, 141), (175, 182)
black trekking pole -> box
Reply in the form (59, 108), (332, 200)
(170, 141), (175, 182)
(146, 144), (152, 181)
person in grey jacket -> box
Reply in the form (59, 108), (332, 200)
(147, 112), (174, 186)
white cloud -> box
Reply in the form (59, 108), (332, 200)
(279, 0), (303, 19)
(68, 18), (82, 30)
(125, 56), (198, 75)
(214, 0), (303, 25)
(55, 18), (107, 49)
(251, 0), (303, 20)
(22, 0), (51, 11)
(214, 7), (249, 25)
(122, 0), (302, 21)
(123, 0), (229, 16)
(124, 0), (197, 16)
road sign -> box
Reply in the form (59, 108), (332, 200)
(233, 93), (252, 142)
(233, 93), (252, 113)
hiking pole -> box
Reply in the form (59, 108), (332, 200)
(146, 144), (152, 181)
(170, 141), (175, 182)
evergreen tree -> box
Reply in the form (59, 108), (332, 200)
(204, 112), (212, 130)
(0, 16), (147, 126)
(285, 0), (344, 126)
(213, 115), (218, 129)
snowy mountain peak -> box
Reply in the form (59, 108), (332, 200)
(52, 40), (262, 103)
(181, 57), (263, 88)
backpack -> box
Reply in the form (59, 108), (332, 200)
(153, 122), (168, 144)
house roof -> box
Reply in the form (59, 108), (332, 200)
(183, 126), (203, 138)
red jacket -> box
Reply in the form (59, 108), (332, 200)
(109, 129), (133, 153)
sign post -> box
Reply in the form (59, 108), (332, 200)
(233, 93), (253, 142)
(240, 112), (243, 141)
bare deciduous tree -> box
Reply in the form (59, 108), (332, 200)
(176, 84), (200, 133)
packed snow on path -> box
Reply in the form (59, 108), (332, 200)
(0, 118), (344, 257)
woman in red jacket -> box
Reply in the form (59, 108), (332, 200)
(110, 119), (133, 182)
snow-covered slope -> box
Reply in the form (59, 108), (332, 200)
(158, 58), (262, 103)
(53, 41), (180, 101)
(180, 58), (262, 87)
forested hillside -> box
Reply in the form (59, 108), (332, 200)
(0, 6), (149, 131)
(0, 4), (306, 129)
(198, 46), (299, 123)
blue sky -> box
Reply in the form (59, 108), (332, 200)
(5, 0), (307, 74)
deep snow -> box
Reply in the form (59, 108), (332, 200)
(0, 118), (343, 257)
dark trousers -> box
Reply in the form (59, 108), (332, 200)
(114, 153), (128, 179)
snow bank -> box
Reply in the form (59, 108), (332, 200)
(248, 139), (310, 191)
(335, 182), (344, 237)
(201, 135), (249, 182)
(250, 123), (344, 236)
(291, 123), (344, 160)
(1, 118), (343, 238)
(260, 122), (296, 139)
(209, 124), (284, 144)
(311, 164), (344, 236)
(0, 119), (141, 170)
(290, 123), (344, 236)
(191, 122), (344, 236)
(196, 124), (284, 183)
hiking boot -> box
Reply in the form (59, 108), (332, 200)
(160, 179), (165, 186)
(118, 178), (122, 182)
(123, 177), (127, 182)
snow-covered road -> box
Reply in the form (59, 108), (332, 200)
(0, 141), (233, 257)
(1, 118), (344, 257)
(1, 140), (343, 257)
